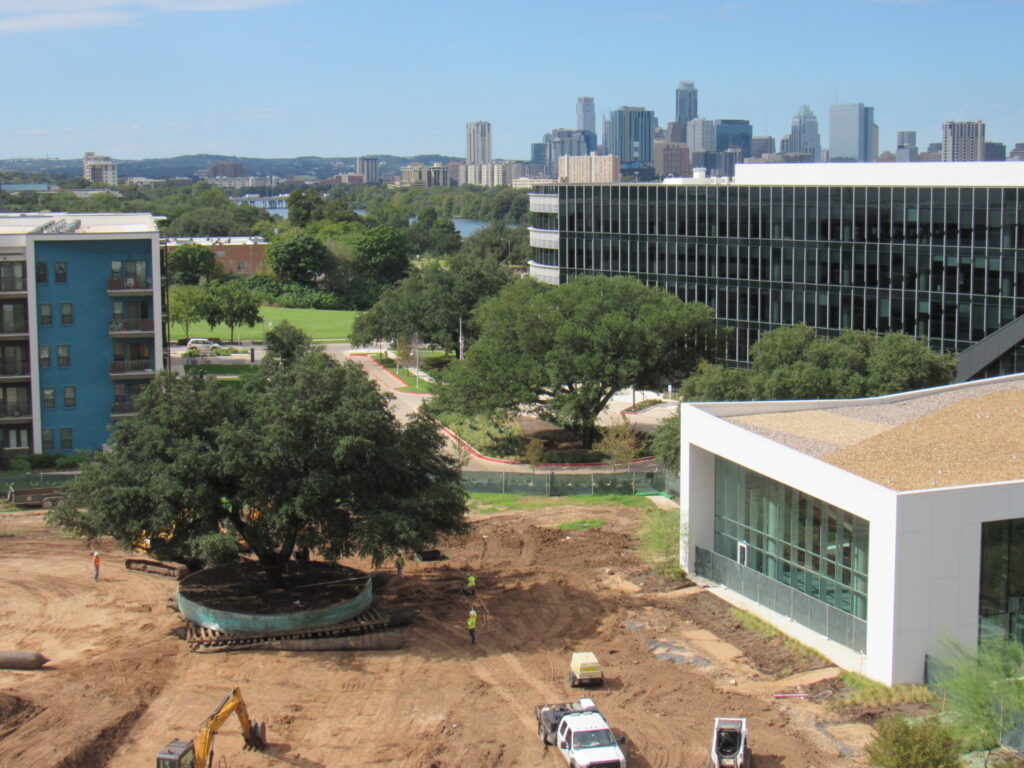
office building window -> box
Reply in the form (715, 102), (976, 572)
(60, 427), (72, 450)
(39, 345), (50, 368)
(63, 386), (75, 408)
(42, 387), (55, 409)
(41, 429), (53, 451)
(57, 344), (70, 367)
(61, 302), (73, 325)
(36, 262), (47, 284)
(40, 304), (52, 326)
(55, 262), (67, 283)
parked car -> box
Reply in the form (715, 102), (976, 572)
(186, 338), (222, 351)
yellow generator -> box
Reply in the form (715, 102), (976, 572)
(569, 652), (604, 688)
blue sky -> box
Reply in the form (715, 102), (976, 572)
(1, 0), (1022, 161)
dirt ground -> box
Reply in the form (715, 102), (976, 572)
(0, 503), (871, 768)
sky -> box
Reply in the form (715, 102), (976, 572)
(1, 0), (1023, 162)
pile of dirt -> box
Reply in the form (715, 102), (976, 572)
(671, 590), (828, 677)
(179, 561), (368, 614)
(0, 693), (40, 739)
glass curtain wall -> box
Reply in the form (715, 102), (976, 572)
(980, 518), (1024, 642)
(714, 456), (869, 618)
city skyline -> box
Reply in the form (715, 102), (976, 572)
(1, 0), (1023, 160)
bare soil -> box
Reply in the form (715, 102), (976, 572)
(0, 505), (868, 768)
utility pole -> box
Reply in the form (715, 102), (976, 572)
(458, 316), (464, 360)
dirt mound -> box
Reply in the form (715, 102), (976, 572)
(0, 693), (41, 739)
(179, 561), (368, 614)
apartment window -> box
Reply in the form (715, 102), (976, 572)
(60, 427), (72, 450)
(36, 262), (47, 284)
(42, 387), (55, 409)
(61, 302), (73, 325)
(63, 386), (75, 408)
(39, 345), (50, 368)
(40, 304), (52, 326)
(57, 344), (70, 367)
(55, 262), (67, 283)
(3, 428), (29, 450)
(41, 429), (53, 451)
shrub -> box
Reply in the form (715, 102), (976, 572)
(524, 438), (545, 466)
(24, 453), (58, 470)
(55, 452), (93, 470)
(638, 505), (683, 578)
(866, 715), (962, 768)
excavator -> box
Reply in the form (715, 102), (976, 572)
(156, 687), (267, 768)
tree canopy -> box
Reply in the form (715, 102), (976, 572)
(167, 243), (218, 285)
(49, 353), (468, 583)
(350, 226), (411, 309)
(351, 252), (511, 354)
(264, 320), (313, 365)
(680, 325), (957, 402)
(431, 275), (723, 447)
(206, 280), (261, 341)
(267, 232), (335, 287)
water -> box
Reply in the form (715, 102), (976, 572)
(351, 209), (489, 238)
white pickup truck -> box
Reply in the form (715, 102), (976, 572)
(535, 698), (627, 768)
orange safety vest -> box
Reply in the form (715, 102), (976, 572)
(93, 555), (100, 568)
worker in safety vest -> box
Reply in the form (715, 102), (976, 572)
(92, 551), (100, 581)
(467, 609), (477, 645)
(462, 573), (476, 596)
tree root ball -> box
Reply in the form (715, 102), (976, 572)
(179, 561), (369, 615)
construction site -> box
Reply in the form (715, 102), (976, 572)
(0, 499), (886, 768)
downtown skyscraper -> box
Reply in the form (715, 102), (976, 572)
(607, 106), (655, 170)
(829, 103), (878, 162)
(576, 97), (596, 135)
(942, 121), (986, 162)
(675, 81), (698, 126)
(465, 121), (492, 164)
(787, 105), (822, 160)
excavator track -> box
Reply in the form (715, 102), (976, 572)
(185, 606), (414, 653)
(125, 558), (189, 580)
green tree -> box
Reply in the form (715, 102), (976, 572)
(459, 222), (531, 264)
(169, 283), (213, 340)
(48, 355), (468, 584)
(167, 243), (217, 285)
(287, 187), (323, 228)
(206, 280), (261, 342)
(264, 320), (313, 365)
(866, 716), (962, 768)
(866, 332), (958, 396)
(350, 226), (412, 309)
(432, 276), (723, 448)
(596, 416), (642, 464)
(681, 361), (752, 402)
(267, 232), (334, 287)
(351, 253), (511, 354)
(651, 409), (681, 474)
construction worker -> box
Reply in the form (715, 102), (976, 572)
(467, 609), (477, 645)
(92, 551), (100, 581)
(462, 573), (476, 596)
(395, 553), (405, 578)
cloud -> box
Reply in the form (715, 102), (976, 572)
(0, 0), (290, 33)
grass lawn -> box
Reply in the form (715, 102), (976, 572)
(557, 519), (607, 531)
(371, 354), (434, 393)
(170, 306), (358, 342)
(468, 493), (654, 512)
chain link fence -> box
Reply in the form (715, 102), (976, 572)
(461, 469), (671, 497)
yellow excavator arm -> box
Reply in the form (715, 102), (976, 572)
(156, 687), (267, 768)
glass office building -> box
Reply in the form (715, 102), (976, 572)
(714, 456), (869, 620)
(530, 164), (1024, 375)
(980, 517), (1024, 643)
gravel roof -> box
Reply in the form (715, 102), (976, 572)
(724, 378), (1024, 490)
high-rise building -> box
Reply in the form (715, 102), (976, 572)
(654, 141), (691, 177)
(82, 152), (118, 186)
(356, 157), (380, 184)
(686, 117), (716, 155)
(461, 162), (525, 187)
(401, 162), (450, 187)
(607, 107), (655, 169)
(789, 106), (821, 161)
(985, 142), (1007, 162)
(829, 104), (877, 162)
(666, 121), (686, 144)
(543, 129), (591, 177)
(557, 153), (621, 183)
(465, 121), (492, 164)
(1010, 144), (1024, 162)
(714, 119), (753, 159)
(576, 97), (596, 135)
(751, 137), (776, 158)
(942, 121), (986, 162)
(675, 81), (698, 127)
(208, 161), (246, 178)
(896, 131), (918, 162)
(0, 212), (164, 453)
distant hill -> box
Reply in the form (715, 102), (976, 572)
(0, 154), (464, 180)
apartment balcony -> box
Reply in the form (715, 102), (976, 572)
(529, 193), (559, 214)
(0, 360), (31, 380)
(0, 321), (30, 339)
(109, 359), (157, 377)
(110, 398), (139, 419)
(108, 318), (155, 336)
(0, 403), (32, 422)
(107, 277), (154, 296)
(528, 227), (560, 250)
(0, 278), (27, 296)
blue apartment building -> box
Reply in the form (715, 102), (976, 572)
(0, 213), (163, 453)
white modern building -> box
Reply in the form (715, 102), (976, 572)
(679, 374), (1024, 685)
(943, 120), (986, 162)
(82, 152), (118, 186)
(557, 153), (621, 183)
(465, 121), (492, 165)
